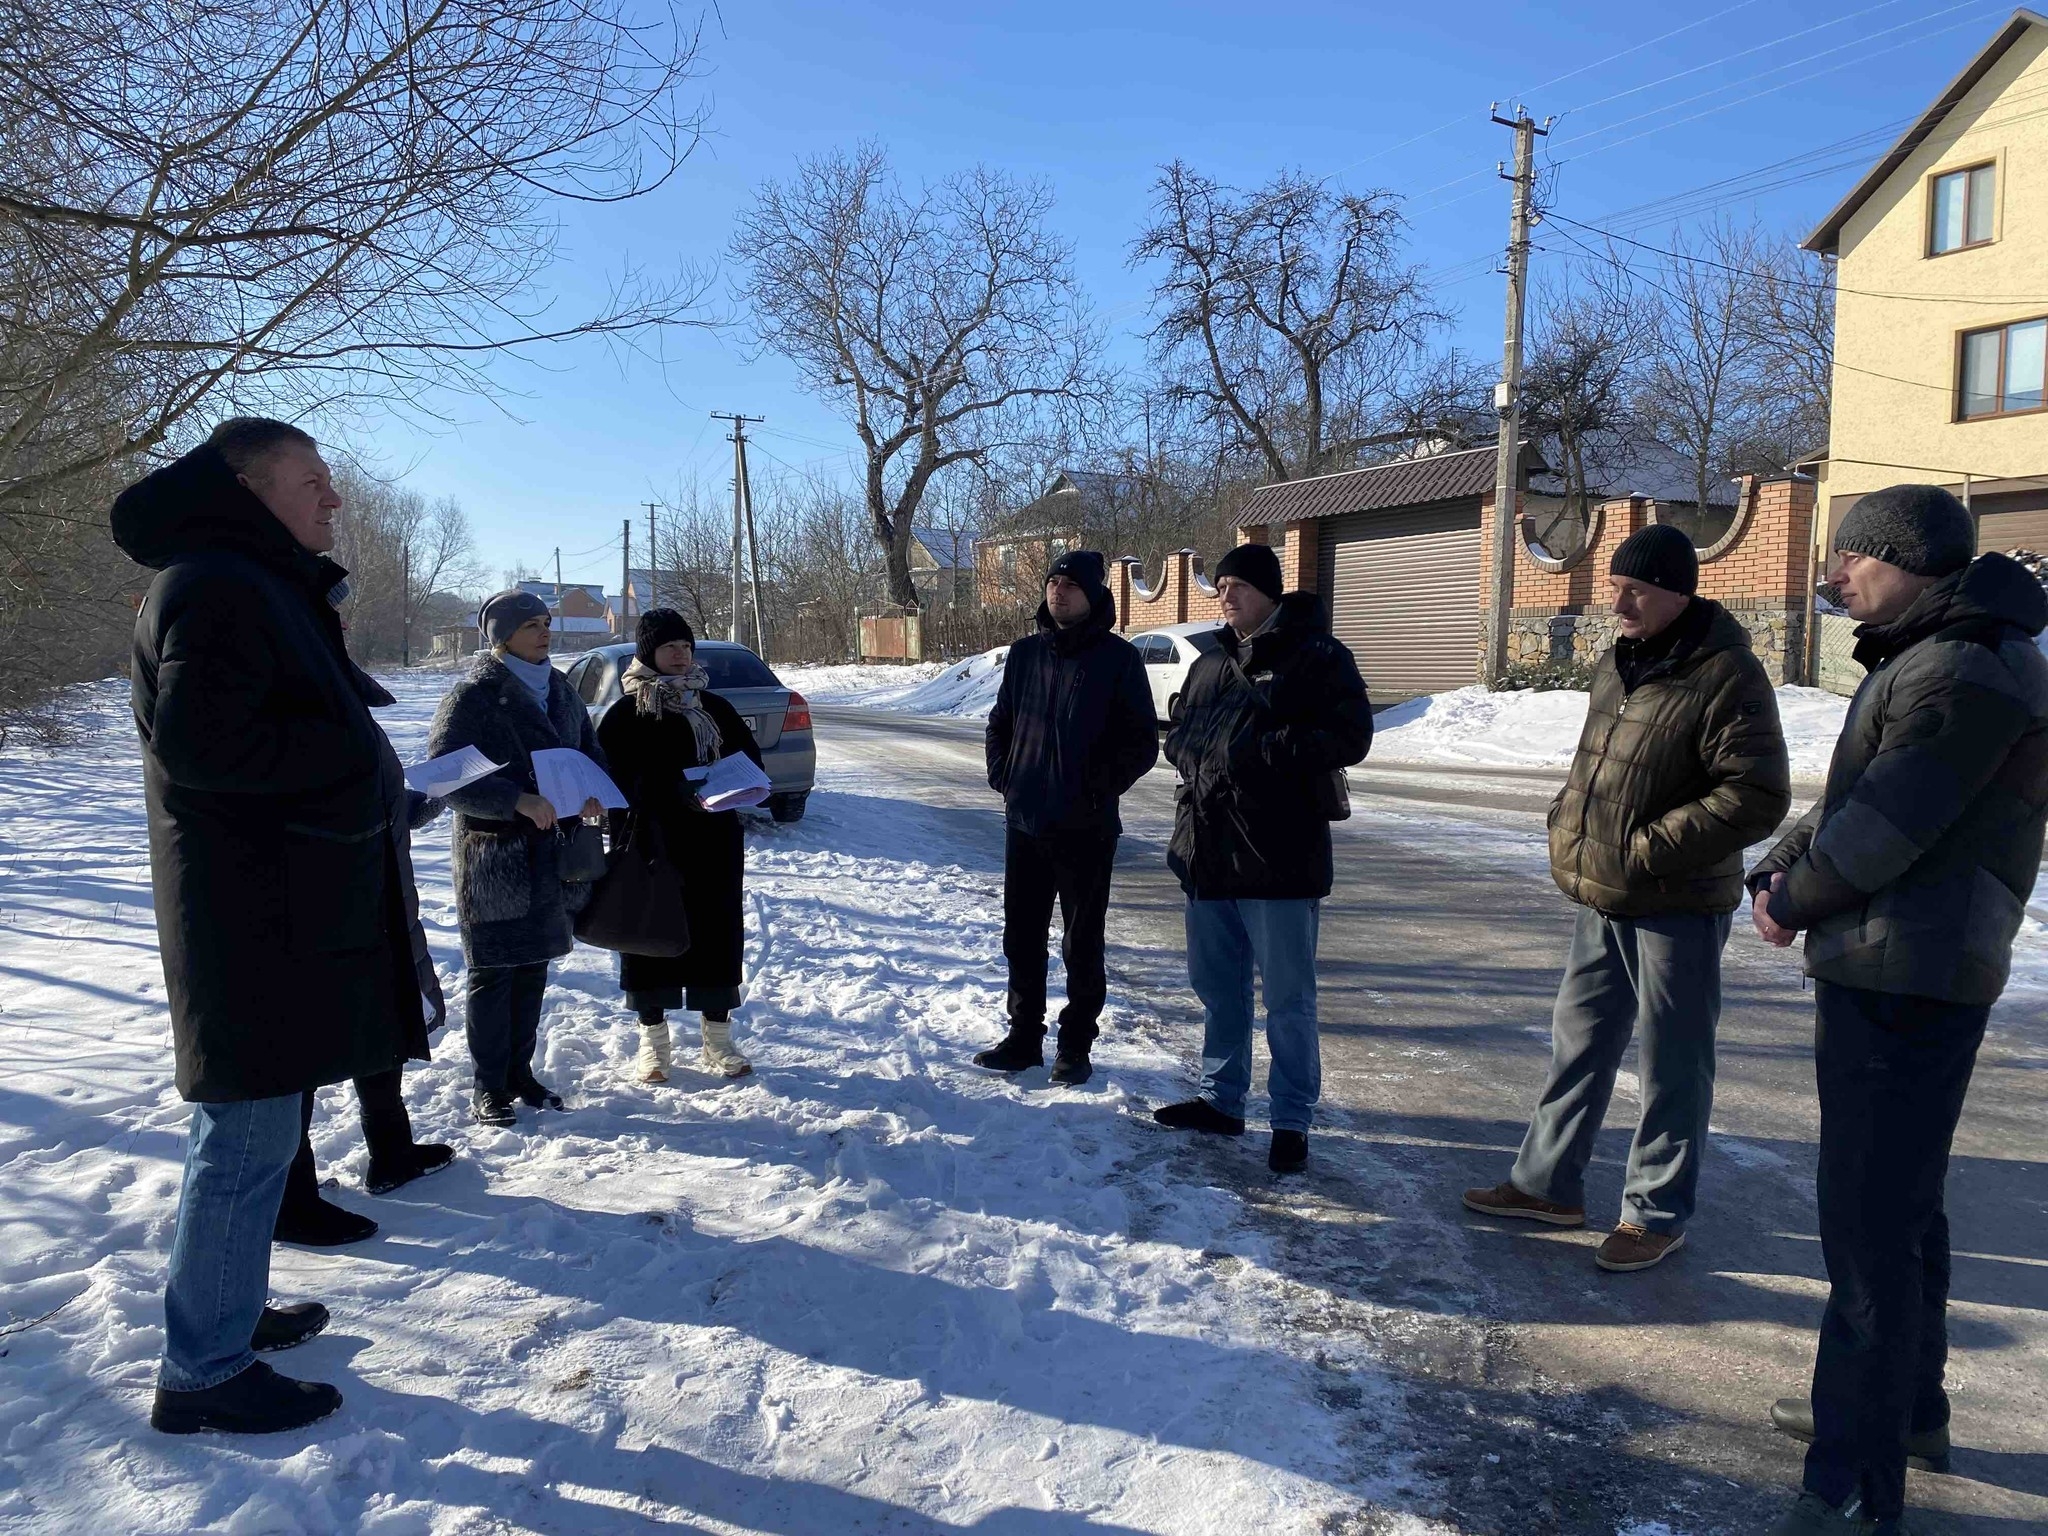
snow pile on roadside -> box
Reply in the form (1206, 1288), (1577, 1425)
(773, 660), (946, 704)
(0, 673), (1422, 1534)
(1372, 684), (1852, 779)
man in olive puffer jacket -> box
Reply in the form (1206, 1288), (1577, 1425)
(1463, 522), (1790, 1272)
(1748, 485), (2048, 1536)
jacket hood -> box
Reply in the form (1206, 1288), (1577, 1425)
(1860, 551), (2048, 660)
(111, 442), (309, 573)
(1036, 581), (1118, 646)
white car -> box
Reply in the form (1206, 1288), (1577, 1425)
(1128, 621), (1225, 724)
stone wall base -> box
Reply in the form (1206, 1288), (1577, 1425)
(1481, 602), (1806, 687)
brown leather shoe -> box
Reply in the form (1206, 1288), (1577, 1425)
(1595, 1223), (1685, 1272)
(1461, 1181), (1586, 1227)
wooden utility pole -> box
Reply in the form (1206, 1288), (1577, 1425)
(620, 518), (632, 638)
(739, 438), (768, 659)
(554, 546), (562, 588)
(711, 413), (764, 646)
(1484, 105), (1548, 687)
(644, 502), (660, 610)
(401, 545), (412, 668)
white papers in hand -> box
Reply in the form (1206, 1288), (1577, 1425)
(695, 752), (772, 812)
(530, 748), (630, 819)
(404, 745), (502, 799)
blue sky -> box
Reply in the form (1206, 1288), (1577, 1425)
(360, 0), (2025, 585)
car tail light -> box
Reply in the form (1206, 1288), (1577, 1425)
(782, 692), (812, 733)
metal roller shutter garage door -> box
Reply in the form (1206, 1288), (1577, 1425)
(1317, 500), (1481, 695)
(1977, 501), (2048, 553)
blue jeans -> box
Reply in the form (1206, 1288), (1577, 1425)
(1185, 897), (1322, 1131)
(160, 1094), (302, 1392)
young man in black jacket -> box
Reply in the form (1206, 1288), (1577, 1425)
(1748, 486), (2048, 1536)
(116, 418), (433, 1436)
(1153, 542), (1371, 1173)
(978, 551), (1159, 1084)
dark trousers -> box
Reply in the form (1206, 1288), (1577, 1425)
(1805, 981), (1987, 1520)
(467, 962), (550, 1094)
(1002, 827), (1118, 1051)
(278, 1068), (413, 1218)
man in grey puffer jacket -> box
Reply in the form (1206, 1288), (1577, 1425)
(1749, 485), (2048, 1536)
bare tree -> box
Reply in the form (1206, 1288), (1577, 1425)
(329, 468), (482, 663)
(0, 0), (710, 508)
(730, 144), (1107, 610)
(1633, 220), (1773, 515)
(653, 475), (742, 642)
(1740, 242), (1835, 470)
(1130, 163), (1465, 483)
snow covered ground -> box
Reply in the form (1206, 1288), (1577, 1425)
(779, 653), (1008, 719)
(0, 675), (1438, 1535)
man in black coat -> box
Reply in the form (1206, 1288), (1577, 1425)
(978, 551), (1159, 1084)
(1153, 541), (1371, 1174)
(114, 418), (430, 1436)
(1747, 486), (2048, 1536)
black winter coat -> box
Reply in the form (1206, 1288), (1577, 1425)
(1751, 554), (2048, 1005)
(426, 655), (609, 969)
(984, 588), (1159, 837)
(1165, 593), (1372, 900)
(598, 688), (762, 994)
(114, 444), (428, 1102)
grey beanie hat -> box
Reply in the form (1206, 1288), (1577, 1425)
(478, 588), (550, 646)
(1832, 484), (1975, 577)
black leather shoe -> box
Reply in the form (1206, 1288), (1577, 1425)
(1769, 1397), (1950, 1471)
(1153, 1099), (1246, 1136)
(252, 1302), (330, 1354)
(472, 1086), (518, 1126)
(366, 1142), (456, 1196)
(512, 1074), (564, 1111)
(972, 1032), (1045, 1072)
(150, 1360), (342, 1435)
(1049, 1052), (1093, 1085)
(273, 1197), (378, 1247)
(1268, 1129), (1308, 1174)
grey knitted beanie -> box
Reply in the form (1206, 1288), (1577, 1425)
(1832, 484), (1975, 577)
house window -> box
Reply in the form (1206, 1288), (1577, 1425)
(1958, 317), (2047, 420)
(1929, 163), (1995, 255)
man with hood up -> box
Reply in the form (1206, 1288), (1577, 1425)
(113, 417), (443, 1436)
(1152, 542), (1371, 1175)
(977, 550), (1158, 1085)
(1747, 487), (2048, 1536)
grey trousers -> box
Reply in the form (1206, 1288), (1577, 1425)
(1509, 905), (1732, 1234)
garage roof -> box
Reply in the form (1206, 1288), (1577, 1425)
(1236, 444), (1520, 527)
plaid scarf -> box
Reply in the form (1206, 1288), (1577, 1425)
(621, 657), (725, 763)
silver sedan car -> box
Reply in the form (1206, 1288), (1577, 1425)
(562, 641), (817, 822)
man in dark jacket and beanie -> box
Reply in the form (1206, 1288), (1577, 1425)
(978, 551), (1158, 1084)
(1462, 522), (1790, 1271)
(1152, 541), (1371, 1173)
(1746, 486), (2048, 1536)
(115, 418), (435, 1436)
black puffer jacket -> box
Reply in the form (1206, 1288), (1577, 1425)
(984, 587), (1159, 837)
(1548, 598), (1791, 917)
(1165, 593), (1372, 900)
(1751, 554), (2048, 1005)
(114, 444), (428, 1101)
(426, 655), (609, 970)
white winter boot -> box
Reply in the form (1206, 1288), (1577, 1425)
(635, 1019), (673, 1084)
(700, 1016), (752, 1078)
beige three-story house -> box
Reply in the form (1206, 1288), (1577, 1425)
(1805, 8), (2048, 554)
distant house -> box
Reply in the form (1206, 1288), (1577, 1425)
(1524, 431), (1739, 560)
(975, 470), (1148, 607)
(516, 579), (614, 650)
(1803, 8), (2048, 553)
(909, 525), (981, 608)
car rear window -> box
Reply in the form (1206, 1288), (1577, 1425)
(700, 648), (780, 689)
(1183, 629), (1222, 654)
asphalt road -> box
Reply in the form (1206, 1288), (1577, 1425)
(810, 704), (2048, 1536)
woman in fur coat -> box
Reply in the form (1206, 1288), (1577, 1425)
(597, 609), (762, 1081)
(426, 590), (607, 1125)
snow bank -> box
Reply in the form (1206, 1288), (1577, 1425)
(783, 649), (1010, 719)
(1371, 684), (1852, 780)
(0, 671), (1421, 1534)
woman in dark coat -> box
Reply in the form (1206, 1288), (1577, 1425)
(598, 610), (762, 1081)
(426, 590), (608, 1125)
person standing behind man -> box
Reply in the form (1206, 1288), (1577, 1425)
(976, 551), (1158, 1085)
(115, 418), (429, 1435)
(1744, 487), (2047, 1536)
(1462, 523), (1789, 1271)
(1152, 541), (1370, 1174)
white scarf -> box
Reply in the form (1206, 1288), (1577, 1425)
(621, 657), (725, 762)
